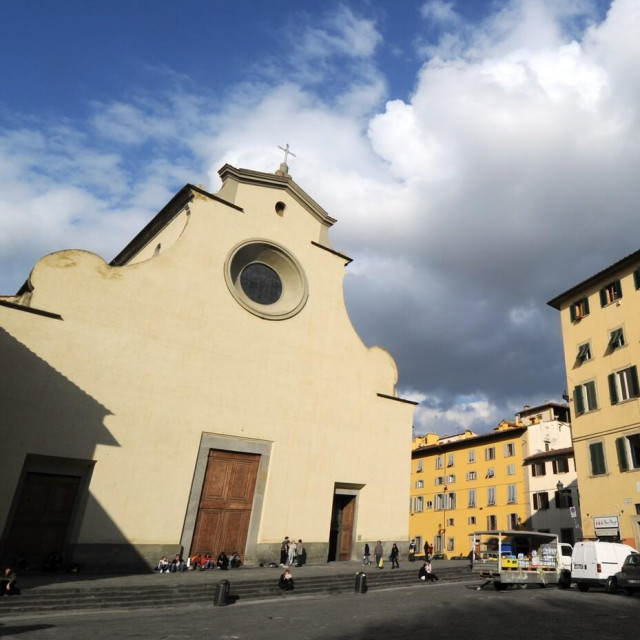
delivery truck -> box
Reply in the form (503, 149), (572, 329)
(471, 530), (568, 590)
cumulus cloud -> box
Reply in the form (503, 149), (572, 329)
(1, 0), (638, 436)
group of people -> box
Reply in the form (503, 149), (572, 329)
(279, 537), (305, 568)
(362, 539), (439, 582)
(156, 552), (242, 573)
(363, 541), (402, 569)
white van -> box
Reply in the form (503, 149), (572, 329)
(567, 541), (638, 592)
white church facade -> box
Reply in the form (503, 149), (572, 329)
(0, 162), (416, 571)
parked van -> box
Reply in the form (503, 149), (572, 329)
(563, 541), (638, 592)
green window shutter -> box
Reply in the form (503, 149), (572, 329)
(583, 297), (590, 314)
(600, 288), (607, 307)
(570, 304), (576, 322)
(589, 443), (605, 475)
(616, 437), (629, 472)
(574, 385), (584, 414)
(635, 269), (640, 290)
(608, 373), (618, 405)
(630, 366), (640, 398)
(615, 280), (622, 299)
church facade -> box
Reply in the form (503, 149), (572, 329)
(0, 163), (416, 571)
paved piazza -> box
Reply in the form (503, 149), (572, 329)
(1, 581), (638, 639)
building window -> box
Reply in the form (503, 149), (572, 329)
(414, 496), (424, 512)
(435, 493), (445, 510)
(485, 447), (496, 461)
(446, 518), (455, 527)
(448, 492), (456, 509)
(507, 464), (516, 475)
(616, 433), (640, 471)
(468, 516), (476, 525)
(435, 455), (444, 470)
(487, 487), (496, 506)
(600, 279), (622, 307)
(468, 489), (476, 507)
(508, 513), (519, 529)
(504, 443), (515, 457)
(608, 328), (625, 351)
(555, 489), (573, 508)
(426, 500), (433, 510)
(552, 458), (570, 474)
(570, 297), (590, 321)
(416, 479), (424, 489)
(446, 474), (456, 484)
(447, 537), (455, 552)
(532, 462), (546, 477)
(533, 492), (549, 510)
(634, 268), (640, 290)
(447, 453), (455, 467)
(507, 484), (517, 504)
(487, 515), (497, 531)
(467, 471), (477, 481)
(609, 366), (640, 405)
(486, 467), (495, 479)
(415, 535), (422, 552)
(589, 441), (607, 475)
(468, 450), (476, 463)
(416, 460), (423, 473)
(435, 476), (444, 486)
(577, 343), (592, 363)
(574, 380), (598, 415)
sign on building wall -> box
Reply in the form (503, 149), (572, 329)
(594, 515), (619, 537)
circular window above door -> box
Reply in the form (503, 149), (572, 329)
(224, 240), (308, 320)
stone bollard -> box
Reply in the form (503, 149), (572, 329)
(355, 571), (367, 594)
(214, 579), (230, 606)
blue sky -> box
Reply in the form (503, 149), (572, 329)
(1, 0), (637, 435)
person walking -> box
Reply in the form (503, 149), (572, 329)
(423, 540), (431, 561)
(408, 538), (416, 562)
(374, 541), (384, 569)
(363, 543), (371, 566)
(390, 543), (400, 569)
(296, 540), (305, 567)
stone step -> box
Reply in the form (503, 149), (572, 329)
(0, 566), (473, 615)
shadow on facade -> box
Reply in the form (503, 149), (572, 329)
(0, 327), (151, 575)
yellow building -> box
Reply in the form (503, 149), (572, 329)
(0, 161), (416, 571)
(410, 423), (528, 557)
(549, 250), (640, 548)
(410, 401), (576, 555)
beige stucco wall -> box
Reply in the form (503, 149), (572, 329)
(0, 170), (414, 568)
(556, 265), (640, 547)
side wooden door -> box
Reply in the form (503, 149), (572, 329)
(338, 496), (355, 561)
(191, 450), (259, 560)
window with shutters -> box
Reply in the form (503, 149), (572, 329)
(507, 484), (517, 504)
(533, 492), (549, 510)
(552, 458), (570, 474)
(600, 280), (622, 307)
(414, 496), (424, 512)
(504, 442), (515, 457)
(570, 297), (589, 321)
(507, 464), (516, 475)
(574, 380), (598, 415)
(608, 366), (640, 404)
(589, 441), (607, 476)
(577, 342), (592, 363)
(468, 449), (476, 463)
(468, 489), (476, 507)
(435, 476), (444, 486)
(447, 453), (455, 467)
(416, 479), (424, 489)
(487, 515), (497, 530)
(435, 455), (444, 470)
(508, 513), (519, 529)
(532, 462), (546, 477)
(485, 447), (496, 461)
(555, 489), (573, 508)
(468, 516), (476, 525)
(615, 433), (640, 471)
(416, 460), (424, 473)
(608, 328), (625, 351)
(487, 487), (496, 506)
(634, 268), (640, 290)
(467, 471), (477, 481)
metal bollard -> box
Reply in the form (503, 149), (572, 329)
(214, 579), (230, 606)
(355, 571), (367, 594)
